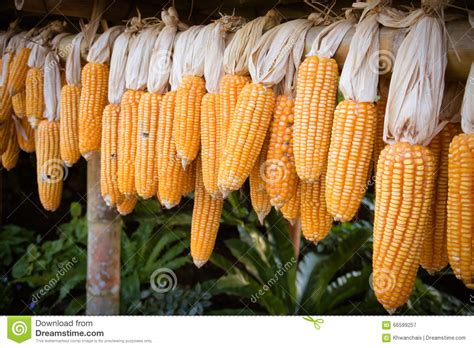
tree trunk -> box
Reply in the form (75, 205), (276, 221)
(86, 152), (121, 315)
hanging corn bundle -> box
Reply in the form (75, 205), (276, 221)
(100, 29), (135, 207)
(157, 27), (200, 209)
(14, 115), (35, 153)
(373, 3), (447, 311)
(201, 16), (245, 198)
(447, 63), (474, 289)
(1, 120), (19, 170)
(79, 25), (123, 159)
(36, 51), (65, 211)
(294, 14), (355, 181)
(118, 21), (162, 196)
(173, 24), (213, 168)
(325, 4), (382, 222)
(249, 135), (272, 224)
(421, 83), (463, 274)
(220, 10), (280, 156)
(11, 89), (25, 117)
(135, 9), (186, 199)
(190, 155), (224, 268)
(0, 119), (12, 155)
(60, 33), (84, 167)
(218, 19), (318, 198)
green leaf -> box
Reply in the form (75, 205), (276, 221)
(121, 272), (141, 312)
(70, 202), (82, 218)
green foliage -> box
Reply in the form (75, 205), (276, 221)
(0, 225), (35, 268)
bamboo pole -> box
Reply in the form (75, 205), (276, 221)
(86, 152), (121, 315)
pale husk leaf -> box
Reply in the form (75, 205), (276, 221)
(223, 10), (281, 76)
(339, 14), (379, 102)
(43, 51), (61, 122)
(439, 81), (464, 123)
(65, 33), (84, 86)
(461, 63), (473, 134)
(248, 19), (316, 87)
(308, 17), (355, 58)
(183, 24), (213, 77)
(170, 28), (201, 91)
(0, 52), (13, 86)
(384, 16), (447, 146)
(86, 26), (124, 64)
(108, 31), (132, 104)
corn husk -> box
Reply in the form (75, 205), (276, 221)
(461, 63), (473, 134)
(86, 26), (124, 64)
(43, 52), (61, 122)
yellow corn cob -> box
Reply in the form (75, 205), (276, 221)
(421, 123), (461, 274)
(60, 85), (81, 166)
(117, 195), (137, 216)
(157, 91), (187, 208)
(135, 92), (161, 199)
(447, 133), (474, 289)
(16, 116), (35, 153)
(191, 157), (224, 268)
(374, 92), (387, 171)
(218, 82), (275, 197)
(36, 120), (63, 211)
(326, 100), (376, 221)
(249, 136), (272, 225)
(200, 93), (221, 197)
(100, 104), (123, 207)
(25, 67), (44, 127)
(12, 89), (26, 118)
(265, 95), (297, 208)
(8, 47), (31, 96)
(218, 74), (250, 156)
(182, 160), (196, 197)
(300, 172), (332, 243)
(373, 142), (435, 312)
(0, 119), (12, 155)
(280, 181), (300, 226)
(294, 56), (339, 181)
(79, 62), (109, 157)
(174, 75), (206, 167)
(1, 121), (19, 170)
(0, 87), (12, 123)
(117, 89), (144, 196)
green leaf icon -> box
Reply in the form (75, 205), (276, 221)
(7, 316), (32, 343)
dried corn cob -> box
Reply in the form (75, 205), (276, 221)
(117, 195), (137, 216)
(182, 160), (196, 196)
(16, 116), (35, 153)
(0, 53), (13, 123)
(25, 68), (44, 127)
(326, 100), (376, 221)
(1, 121), (19, 170)
(135, 92), (161, 199)
(100, 104), (123, 207)
(200, 92), (220, 197)
(373, 143), (435, 312)
(218, 82), (275, 196)
(60, 85), (81, 166)
(157, 91), (187, 208)
(11, 89), (25, 118)
(7, 47), (31, 96)
(421, 123), (461, 274)
(280, 181), (300, 226)
(78, 62), (109, 158)
(447, 133), (474, 289)
(191, 157), (224, 268)
(117, 89), (144, 196)
(300, 172), (332, 243)
(249, 136), (272, 225)
(294, 56), (339, 181)
(173, 75), (206, 167)
(265, 95), (297, 208)
(36, 120), (63, 211)
(218, 74), (250, 155)
(0, 119), (12, 154)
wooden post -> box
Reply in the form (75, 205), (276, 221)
(86, 152), (121, 315)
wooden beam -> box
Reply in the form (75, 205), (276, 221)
(86, 152), (121, 315)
